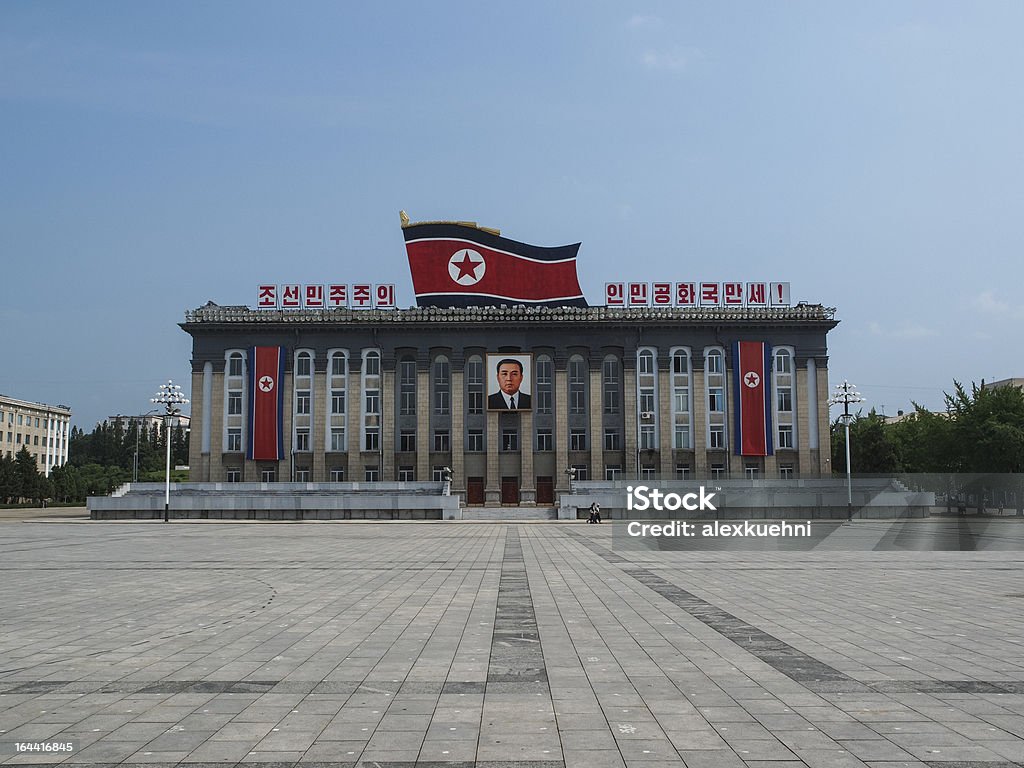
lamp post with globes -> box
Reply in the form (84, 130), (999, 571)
(151, 380), (189, 523)
(828, 380), (865, 521)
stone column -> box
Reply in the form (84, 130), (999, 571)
(313, 362), (329, 482)
(520, 409), (535, 504)
(816, 361), (831, 477)
(485, 410), (500, 505)
(451, 368), (465, 496)
(588, 367), (602, 481)
(726, 365), (742, 477)
(624, 366), (638, 478)
(691, 368), (707, 478)
(346, 365), (362, 481)
(554, 367), (569, 491)
(417, 369), (430, 481)
(281, 369), (294, 481)
(189, 368), (206, 481)
(210, 371), (226, 481)
(381, 369), (396, 480)
(658, 366), (673, 480)
(797, 363), (813, 479)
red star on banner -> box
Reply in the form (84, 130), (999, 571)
(453, 253), (481, 280)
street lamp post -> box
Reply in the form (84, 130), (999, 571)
(565, 466), (577, 495)
(151, 380), (189, 523)
(441, 466), (452, 497)
(828, 380), (865, 521)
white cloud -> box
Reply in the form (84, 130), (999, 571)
(642, 47), (703, 73)
(971, 290), (1024, 320)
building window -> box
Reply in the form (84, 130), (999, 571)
(330, 467), (345, 482)
(536, 429), (553, 451)
(569, 356), (586, 415)
(603, 357), (620, 414)
(364, 429), (380, 451)
(572, 464), (589, 481)
(536, 356), (553, 414)
(777, 389), (793, 412)
(331, 353), (347, 377)
(638, 349), (654, 375)
(639, 424), (655, 450)
(640, 464), (656, 480)
(569, 429), (586, 451)
(295, 468), (311, 482)
(775, 349), (792, 374)
(225, 468), (241, 483)
(327, 350), (348, 453)
(229, 353), (243, 377)
(296, 353), (312, 377)
(780, 464), (794, 479)
(226, 429), (242, 452)
(467, 356), (484, 414)
(399, 359), (417, 415)
(604, 429), (620, 450)
(330, 428), (345, 452)
(671, 348), (692, 451)
(467, 429), (484, 452)
(745, 465), (759, 479)
(399, 466), (414, 481)
(296, 391), (311, 414)
(778, 425), (794, 449)
(227, 392), (242, 415)
(365, 353), (380, 377)
(606, 465), (622, 481)
(432, 466), (446, 482)
(331, 390), (346, 414)
(433, 430), (450, 452)
(710, 463), (726, 479)
(294, 430), (310, 452)
(433, 356), (450, 415)
(709, 425), (725, 449)
(674, 425), (691, 450)
(261, 468), (276, 483)
(706, 349), (723, 374)
(708, 387), (725, 413)
(675, 463), (690, 480)
(399, 430), (416, 452)
(225, 349), (246, 459)
(365, 467), (379, 482)
(502, 429), (519, 452)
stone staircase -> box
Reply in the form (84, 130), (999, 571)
(460, 506), (559, 521)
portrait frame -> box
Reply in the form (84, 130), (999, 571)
(486, 353), (534, 411)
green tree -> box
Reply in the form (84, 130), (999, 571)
(831, 409), (899, 474)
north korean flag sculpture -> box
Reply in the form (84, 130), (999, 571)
(248, 346), (286, 461)
(401, 213), (588, 308)
(733, 341), (774, 456)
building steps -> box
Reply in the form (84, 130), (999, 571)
(460, 507), (558, 521)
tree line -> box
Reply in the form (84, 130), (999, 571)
(832, 381), (1024, 511)
(0, 418), (189, 505)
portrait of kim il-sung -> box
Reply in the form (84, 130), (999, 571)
(486, 354), (533, 411)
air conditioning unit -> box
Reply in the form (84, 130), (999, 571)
(640, 411), (654, 420)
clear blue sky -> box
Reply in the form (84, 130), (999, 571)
(3, 2), (1022, 430)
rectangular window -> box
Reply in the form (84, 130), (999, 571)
(710, 463), (725, 479)
(226, 468), (241, 483)
(570, 389), (585, 415)
(502, 429), (519, 452)
(675, 463), (690, 480)
(605, 466), (622, 481)
(365, 467), (379, 482)
(640, 464), (656, 480)
(777, 389), (793, 412)
(572, 464), (589, 481)
(709, 388), (724, 412)
(399, 430), (416, 452)
(434, 390), (450, 415)
(331, 390), (346, 414)
(709, 425), (725, 449)
(603, 430), (620, 451)
(261, 468), (276, 483)
(778, 425), (794, 449)
(296, 392), (311, 414)
(674, 425), (691, 449)
(433, 430), (450, 452)
(639, 424), (655, 450)
(745, 466), (759, 479)
(468, 391), (483, 414)
(365, 391), (380, 414)
(537, 389), (552, 414)
(295, 468), (311, 482)
(569, 429), (586, 451)
(229, 356), (243, 376)
(399, 466), (414, 481)
(536, 429), (553, 451)
(295, 429), (310, 452)
(604, 386), (620, 414)
(780, 464), (794, 479)
(227, 428), (242, 452)
(707, 354), (723, 374)
(432, 466), (446, 482)
(296, 356), (311, 377)
(331, 356), (346, 376)
(330, 427), (345, 451)
(400, 391), (416, 415)
(364, 429), (380, 451)
(674, 392), (689, 412)
(467, 429), (484, 452)
(330, 467), (345, 482)
(639, 391), (656, 413)
(365, 355), (380, 376)
(228, 392), (242, 415)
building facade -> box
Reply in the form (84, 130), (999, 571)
(0, 395), (72, 474)
(183, 302), (837, 505)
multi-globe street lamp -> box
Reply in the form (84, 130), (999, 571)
(828, 380), (865, 521)
(151, 380), (189, 523)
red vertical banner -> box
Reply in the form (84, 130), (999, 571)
(733, 341), (773, 456)
(248, 346), (285, 461)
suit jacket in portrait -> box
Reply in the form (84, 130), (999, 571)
(487, 391), (532, 410)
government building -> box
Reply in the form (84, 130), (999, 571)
(0, 394), (72, 474)
(182, 302), (837, 506)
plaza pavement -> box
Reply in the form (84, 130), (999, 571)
(2, 517), (1024, 768)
